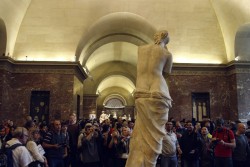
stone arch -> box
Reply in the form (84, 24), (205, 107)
(103, 94), (127, 107)
(76, 12), (156, 65)
(0, 18), (7, 56)
(83, 61), (136, 94)
(96, 74), (135, 94)
(96, 86), (134, 107)
(93, 68), (136, 93)
(235, 23), (250, 61)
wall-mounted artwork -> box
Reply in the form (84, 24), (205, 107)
(30, 91), (50, 124)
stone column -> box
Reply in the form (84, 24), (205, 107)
(227, 62), (250, 121)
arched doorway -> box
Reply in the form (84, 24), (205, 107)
(103, 94), (127, 119)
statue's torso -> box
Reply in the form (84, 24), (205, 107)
(136, 44), (171, 100)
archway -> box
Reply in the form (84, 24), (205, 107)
(0, 18), (7, 56)
(75, 12), (156, 66)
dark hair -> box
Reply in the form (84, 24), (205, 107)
(102, 124), (110, 133)
(245, 130), (250, 138)
(0, 125), (5, 130)
(39, 123), (47, 129)
(61, 121), (68, 127)
(247, 120), (250, 127)
(116, 123), (122, 129)
(215, 118), (224, 126)
(24, 120), (34, 129)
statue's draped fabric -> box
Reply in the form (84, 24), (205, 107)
(126, 91), (171, 167)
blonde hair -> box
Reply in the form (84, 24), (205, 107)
(154, 30), (168, 45)
(69, 112), (76, 117)
(28, 127), (40, 141)
(12, 127), (28, 138)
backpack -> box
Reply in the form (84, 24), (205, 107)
(0, 143), (23, 167)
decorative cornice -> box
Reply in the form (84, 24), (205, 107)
(172, 70), (226, 76)
(83, 94), (99, 98)
(172, 63), (226, 75)
(172, 61), (250, 76)
(0, 56), (88, 81)
(1, 56), (250, 78)
(226, 61), (250, 75)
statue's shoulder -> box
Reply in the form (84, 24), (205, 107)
(139, 44), (154, 51)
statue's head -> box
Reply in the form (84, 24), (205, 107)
(154, 30), (169, 45)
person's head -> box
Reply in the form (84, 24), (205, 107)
(247, 120), (250, 128)
(154, 30), (169, 45)
(204, 121), (211, 131)
(201, 127), (209, 136)
(165, 121), (173, 131)
(229, 121), (237, 131)
(102, 124), (110, 133)
(7, 120), (14, 127)
(121, 126), (131, 137)
(69, 113), (77, 125)
(245, 131), (250, 141)
(39, 124), (48, 132)
(128, 121), (135, 129)
(103, 118), (111, 126)
(9, 126), (16, 135)
(116, 122), (123, 132)
(122, 121), (128, 127)
(169, 117), (175, 122)
(195, 122), (201, 130)
(26, 116), (32, 122)
(175, 121), (182, 129)
(215, 118), (224, 131)
(28, 127), (40, 142)
(53, 120), (61, 133)
(25, 120), (35, 130)
(117, 117), (123, 124)
(12, 127), (29, 144)
(84, 123), (93, 135)
(0, 125), (6, 137)
(93, 122), (100, 131)
(186, 121), (194, 132)
(237, 123), (246, 135)
(61, 122), (68, 133)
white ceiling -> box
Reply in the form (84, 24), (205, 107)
(1, 0), (250, 95)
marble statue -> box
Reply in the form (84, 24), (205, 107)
(99, 111), (110, 123)
(122, 114), (127, 120)
(113, 112), (117, 119)
(125, 30), (173, 167)
(128, 114), (131, 121)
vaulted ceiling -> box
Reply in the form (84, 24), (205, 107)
(1, 0), (250, 104)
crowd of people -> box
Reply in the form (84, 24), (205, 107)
(0, 114), (249, 167)
(0, 114), (134, 167)
(160, 118), (250, 167)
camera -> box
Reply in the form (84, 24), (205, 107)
(214, 139), (221, 143)
(211, 138), (220, 148)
